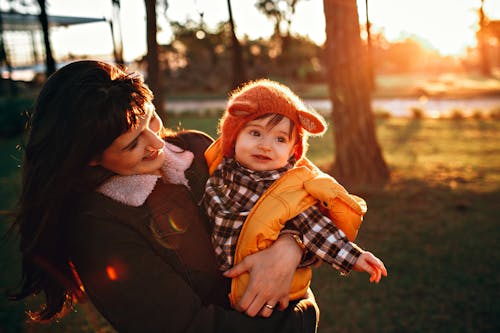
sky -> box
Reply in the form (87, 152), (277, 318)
(3, 0), (500, 62)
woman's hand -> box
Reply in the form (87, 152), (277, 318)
(352, 251), (388, 283)
(223, 234), (303, 317)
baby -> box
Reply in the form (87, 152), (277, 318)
(203, 79), (387, 307)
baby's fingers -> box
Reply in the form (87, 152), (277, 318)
(369, 266), (382, 283)
(367, 255), (388, 279)
(375, 260), (388, 278)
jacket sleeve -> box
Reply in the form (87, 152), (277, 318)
(71, 200), (317, 333)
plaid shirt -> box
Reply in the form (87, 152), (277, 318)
(203, 157), (362, 274)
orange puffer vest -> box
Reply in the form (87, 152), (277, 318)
(205, 139), (367, 307)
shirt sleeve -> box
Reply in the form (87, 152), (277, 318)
(287, 205), (362, 274)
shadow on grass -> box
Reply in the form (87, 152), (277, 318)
(312, 174), (500, 333)
(390, 118), (423, 150)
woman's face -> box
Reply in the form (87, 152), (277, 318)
(92, 103), (166, 176)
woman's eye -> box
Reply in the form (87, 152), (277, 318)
(276, 136), (286, 143)
(127, 140), (139, 150)
(250, 130), (260, 137)
(123, 136), (140, 151)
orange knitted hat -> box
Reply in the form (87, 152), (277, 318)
(219, 79), (327, 162)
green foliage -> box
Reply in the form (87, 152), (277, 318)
(0, 136), (24, 333)
(449, 108), (466, 120)
(0, 98), (33, 137)
(373, 108), (392, 120)
(489, 107), (500, 120)
(409, 106), (425, 119)
(164, 112), (220, 138)
(163, 19), (323, 94)
(471, 109), (484, 120)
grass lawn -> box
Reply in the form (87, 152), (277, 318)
(309, 118), (500, 333)
(1, 116), (499, 332)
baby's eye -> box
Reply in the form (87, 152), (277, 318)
(250, 130), (260, 137)
(276, 136), (287, 143)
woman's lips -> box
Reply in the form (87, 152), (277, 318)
(143, 149), (160, 161)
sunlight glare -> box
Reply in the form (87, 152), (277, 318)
(290, 0), (492, 56)
(358, 0), (482, 56)
(25, 0), (500, 61)
(106, 266), (118, 281)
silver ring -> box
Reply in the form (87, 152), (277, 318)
(264, 304), (275, 310)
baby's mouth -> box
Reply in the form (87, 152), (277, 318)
(253, 154), (271, 161)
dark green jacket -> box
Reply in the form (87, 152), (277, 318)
(69, 131), (318, 333)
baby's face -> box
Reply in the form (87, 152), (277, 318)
(234, 116), (297, 171)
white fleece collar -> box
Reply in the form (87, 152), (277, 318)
(96, 142), (195, 207)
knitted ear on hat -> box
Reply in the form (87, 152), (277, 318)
(227, 100), (258, 116)
(297, 109), (326, 135)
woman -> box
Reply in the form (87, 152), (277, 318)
(9, 60), (318, 332)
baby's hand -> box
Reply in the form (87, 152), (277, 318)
(353, 251), (388, 283)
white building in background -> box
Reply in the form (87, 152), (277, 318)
(0, 11), (106, 81)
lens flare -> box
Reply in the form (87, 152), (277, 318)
(168, 216), (187, 233)
(106, 266), (118, 281)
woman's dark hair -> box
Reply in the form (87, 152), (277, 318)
(9, 60), (154, 321)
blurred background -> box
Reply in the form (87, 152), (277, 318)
(1, 0), (499, 332)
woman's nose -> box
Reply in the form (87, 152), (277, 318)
(146, 130), (165, 150)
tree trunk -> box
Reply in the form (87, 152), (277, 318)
(37, 0), (56, 77)
(478, 0), (490, 76)
(110, 0), (125, 66)
(145, 0), (165, 117)
(323, 0), (389, 189)
(227, 0), (246, 90)
(365, 0), (375, 90)
(0, 12), (17, 95)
